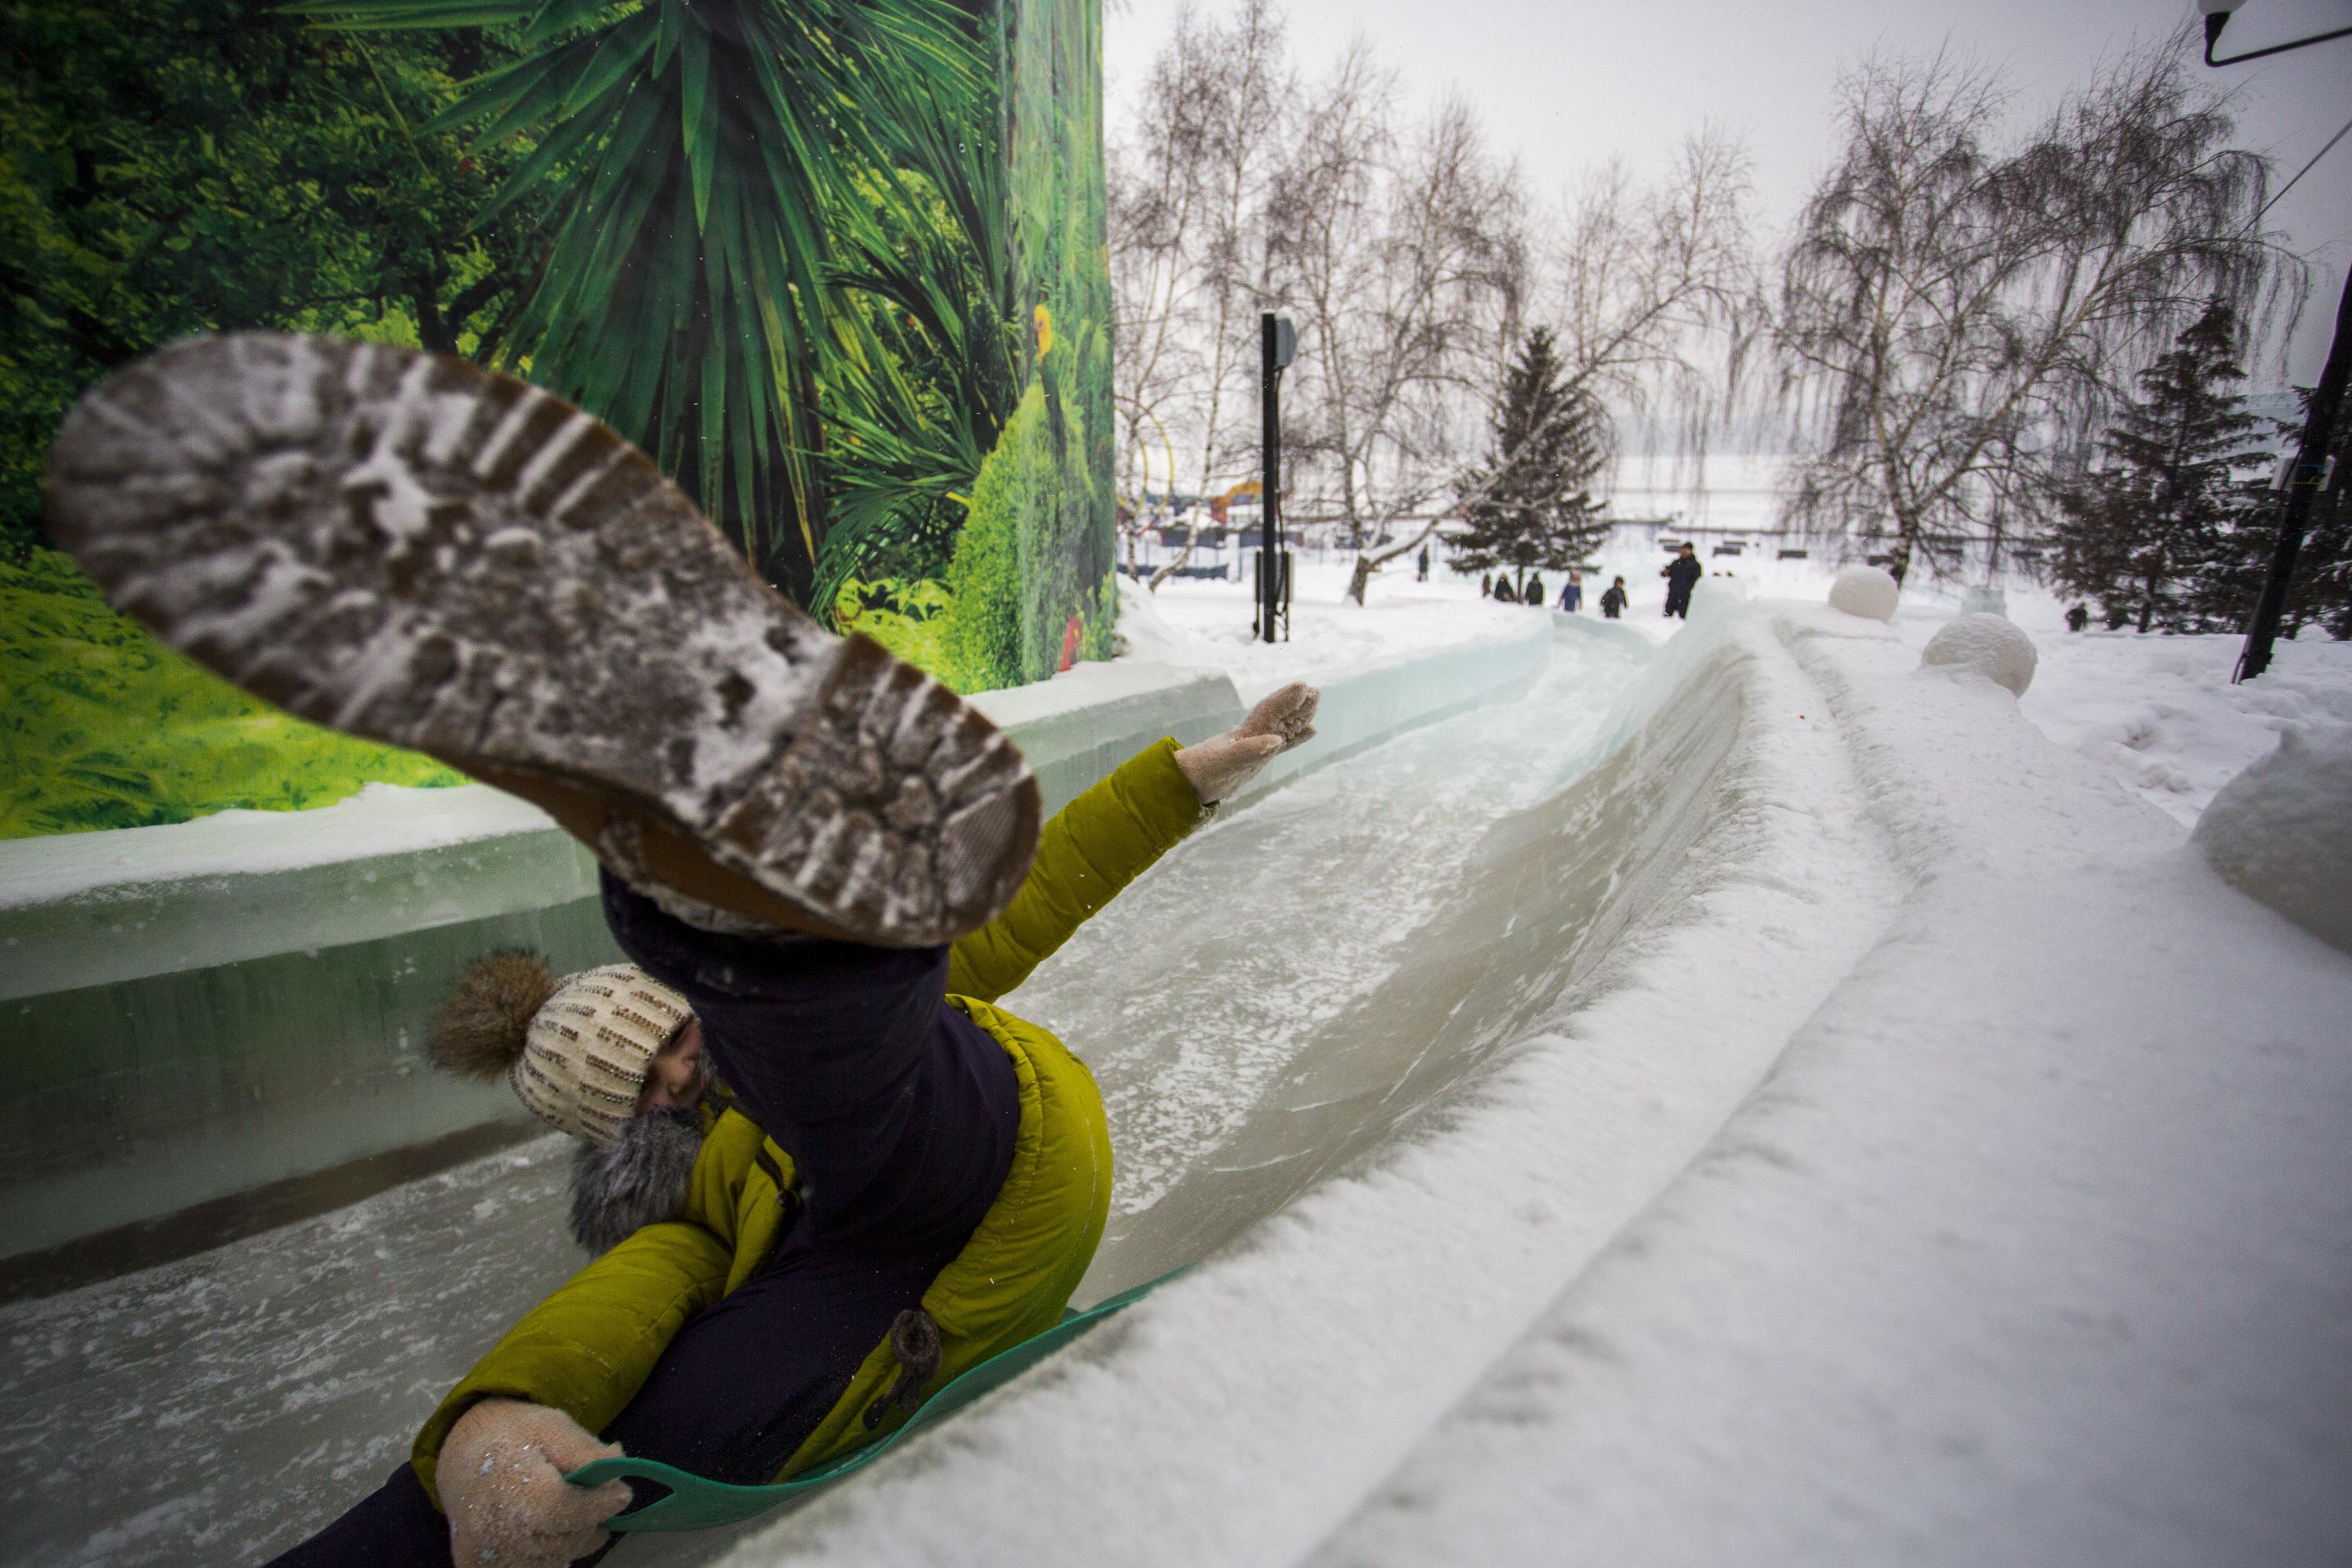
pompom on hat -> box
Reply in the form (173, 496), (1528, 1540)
(431, 949), (692, 1143)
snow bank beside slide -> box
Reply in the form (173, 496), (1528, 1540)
(1312, 609), (2352, 1567)
(720, 605), (1913, 1567)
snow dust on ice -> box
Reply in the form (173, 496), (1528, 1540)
(1, 558), (2347, 1568)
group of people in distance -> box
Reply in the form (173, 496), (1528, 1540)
(1483, 543), (1706, 621)
(1421, 539), (1716, 623)
(1479, 555), (1699, 622)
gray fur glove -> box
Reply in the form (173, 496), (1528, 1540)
(439, 1399), (630, 1568)
(1174, 681), (1320, 804)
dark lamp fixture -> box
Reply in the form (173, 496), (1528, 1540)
(2201, 0), (2352, 67)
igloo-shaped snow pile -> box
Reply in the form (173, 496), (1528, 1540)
(1828, 564), (1900, 622)
(1919, 613), (2038, 696)
(2194, 724), (2352, 956)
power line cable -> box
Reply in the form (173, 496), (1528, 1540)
(2252, 111), (2352, 231)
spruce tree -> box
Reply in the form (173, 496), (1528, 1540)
(1450, 327), (1609, 599)
(2052, 299), (2269, 633)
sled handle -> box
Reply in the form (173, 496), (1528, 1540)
(566, 1269), (1181, 1532)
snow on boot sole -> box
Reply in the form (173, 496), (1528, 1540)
(44, 332), (1038, 947)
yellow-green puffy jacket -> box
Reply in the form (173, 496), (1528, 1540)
(410, 739), (1202, 1505)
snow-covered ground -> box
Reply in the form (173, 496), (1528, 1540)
(2009, 612), (2352, 829)
(1112, 555), (1546, 699)
(4, 551), (2349, 1567)
(1145, 531), (2352, 837)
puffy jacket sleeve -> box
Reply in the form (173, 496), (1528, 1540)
(408, 1218), (731, 1509)
(947, 738), (1203, 1004)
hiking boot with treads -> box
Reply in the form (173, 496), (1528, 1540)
(45, 332), (1039, 947)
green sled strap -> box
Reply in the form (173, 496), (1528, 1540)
(564, 1269), (1181, 1534)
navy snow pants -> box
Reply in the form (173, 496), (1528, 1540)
(267, 872), (1021, 1566)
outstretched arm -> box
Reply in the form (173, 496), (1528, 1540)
(946, 684), (1319, 1003)
(410, 1219), (731, 1510)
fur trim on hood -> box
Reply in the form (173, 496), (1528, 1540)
(568, 1106), (705, 1254)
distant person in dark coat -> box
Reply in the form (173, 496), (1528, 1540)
(1493, 577), (1518, 604)
(2066, 604), (2089, 633)
(1480, 574), (1492, 599)
(1417, 546), (1430, 582)
(1526, 574), (1544, 608)
(1661, 544), (1701, 619)
(1559, 572), (1582, 613)
(1599, 577), (1628, 619)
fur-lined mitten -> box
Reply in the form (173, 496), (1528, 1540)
(1174, 681), (1320, 804)
(440, 1399), (628, 1568)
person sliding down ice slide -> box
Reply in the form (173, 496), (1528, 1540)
(43, 332), (1322, 1568)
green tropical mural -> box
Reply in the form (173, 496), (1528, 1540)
(0, 0), (1115, 837)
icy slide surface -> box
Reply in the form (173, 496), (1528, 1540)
(1059, 621), (1738, 1300)
(1, 618), (1680, 1566)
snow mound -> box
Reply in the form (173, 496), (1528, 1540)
(1685, 577), (1750, 621)
(1828, 564), (1899, 621)
(1110, 573), (1200, 666)
(1920, 613), (2038, 696)
(2193, 724), (2352, 955)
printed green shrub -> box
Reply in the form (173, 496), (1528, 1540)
(1, 550), (464, 839)
(833, 574), (956, 677)
(1080, 569), (1118, 661)
(939, 383), (1040, 693)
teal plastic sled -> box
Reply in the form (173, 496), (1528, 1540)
(564, 1270), (1178, 1532)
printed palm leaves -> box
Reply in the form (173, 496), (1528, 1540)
(305, 0), (1016, 605)
(818, 114), (1022, 615)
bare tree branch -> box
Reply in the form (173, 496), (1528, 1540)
(1771, 38), (2303, 584)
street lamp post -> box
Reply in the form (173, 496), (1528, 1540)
(2238, 272), (2351, 681)
(2200, 0), (2352, 65)
(1258, 312), (1297, 644)
(2198, 0), (2352, 681)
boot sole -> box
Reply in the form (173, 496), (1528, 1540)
(45, 333), (1038, 947)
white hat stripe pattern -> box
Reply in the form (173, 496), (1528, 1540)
(510, 964), (694, 1142)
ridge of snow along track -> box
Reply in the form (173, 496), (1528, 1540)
(1304, 608), (2352, 1568)
(729, 608), (1910, 1568)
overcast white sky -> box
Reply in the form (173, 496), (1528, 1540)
(1104, 0), (2352, 386)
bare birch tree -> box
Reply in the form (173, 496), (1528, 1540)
(1112, 5), (1755, 608)
(1773, 42), (2295, 583)
(1305, 123), (1756, 604)
(1108, 10), (1216, 572)
(1542, 129), (1759, 469)
(1267, 56), (1525, 603)
(1107, 0), (1292, 590)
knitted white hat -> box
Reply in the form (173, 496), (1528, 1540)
(430, 952), (692, 1144)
